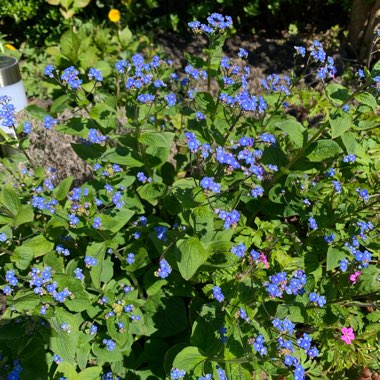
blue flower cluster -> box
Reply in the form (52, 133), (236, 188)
(261, 74), (291, 95)
(252, 335), (267, 356)
(200, 177), (221, 193)
(170, 368), (186, 379)
(155, 259), (172, 279)
(103, 338), (116, 351)
(309, 292), (326, 307)
(215, 209), (240, 229)
(87, 128), (107, 144)
(230, 242), (246, 258)
(265, 270), (306, 298)
(188, 13), (233, 34)
(0, 96), (16, 128)
(60, 66), (82, 89)
(213, 285), (225, 302)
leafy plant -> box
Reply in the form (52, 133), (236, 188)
(0, 12), (379, 380)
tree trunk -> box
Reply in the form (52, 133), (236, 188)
(348, 0), (380, 64)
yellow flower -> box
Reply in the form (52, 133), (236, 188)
(5, 44), (16, 51)
(108, 9), (121, 23)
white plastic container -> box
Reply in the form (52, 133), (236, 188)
(0, 56), (28, 137)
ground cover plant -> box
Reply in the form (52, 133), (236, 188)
(0, 12), (379, 380)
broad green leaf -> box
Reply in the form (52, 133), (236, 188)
(326, 247), (347, 271)
(176, 237), (210, 280)
(355, 92), (377, 111)
(102, 208), (135, 233)
(139, 132), (175, 148)
(341, 131), (367, 157)
(55, 362), (80, 380)
(12, 235), (54, 269)
(190, 206), (215, 244)
(172, 346), (206, 372)
(92, 343), (123, 363)
(60, 29), (80, 62)
(275, 118), (306, 147)
(50, 308), (81, 363)
(138, 182), (166, 205)
(54, 273), (92, 312)
(90, 104), (117, 130)
(325, 83), (348, 104)
(119, 26), (133, 46)
(52, 176), (74, 201)
(101, 147), (143, 167)
(13, 204), (34, 226)
(78, 367), (103, 380)
(0, 185), (21, 215)
(330, 112), (352, 138)
(86, 242), (107, 288)
(306, 139), (342, 162)
(72, 143), (104, 161)
(9, 292), (40, 312)
(106, 314), (130, 347)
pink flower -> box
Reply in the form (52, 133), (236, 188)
(341, 327), (355, 344)
(349, 271), (361, 284)
(260, 252), (269, 269)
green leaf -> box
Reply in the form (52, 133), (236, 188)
(172, 346), (206, 372)
(92, 343), (123, 363)
(139, 132), (175, 148)
(275, 118), (306, 147)
(106, 314), (130, 347)
(326, 247), (346, 271)
(190, 206), (215, 244)
(176, 237), (210, 281)
(12, 235), (54, 269)
(0, 185), (21, 215)
(78, 367), (103, 380)
(330, 112), (352, 138)
(138, 183), (166, 206)
(341, 131), (367, 157)
(89, 104), (117, 130)
(55, 362), (80, 380)
(10, 292), (41, 312)
(101, 147), (143, 167)
(86, 242), (107, 288)
(325, 83), (348, 104)
(60, 29), (80, 62)
(13, 204), (34, 226)
(102, 208), (135, 233)
(50, 308), (81, 363)
(54, 273), (92, 312)
(358, 266), (380, 293)
(355, 92), (377, 111)
(53, 176), (74, 201)
(306, 139), (343, 162)
(72, 143), (104, 161)
(119, 26), (133, 46)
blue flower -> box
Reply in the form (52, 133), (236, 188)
(126, 253), (135, 264)
(155, 259), (172, 278)
(165, 93), (176, 107)
(170, 368), (186, 379)
(213, 286), (225, 302)
(43, 115), (58, 129)
(84, 256), (97, 268)
(88, 68), (103, 82)
(231, 243), (246, 258)
(103, 339), (116, 351)
(23, 121), (32, 134)
(93, 217), (102, 229)
(238, 48), (248, 58)
(44, 64), (55, 77)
